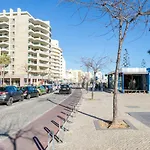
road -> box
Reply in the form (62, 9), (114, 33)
(0, 91), (71, 141)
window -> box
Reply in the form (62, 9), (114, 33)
(12, 38), (15, 41)
(13, 45), (15, 48)
(13, 32), (15, 35)
(13, 25), (15, 28)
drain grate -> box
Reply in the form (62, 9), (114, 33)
(126, 106), (140, 108)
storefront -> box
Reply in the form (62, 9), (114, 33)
(108, 68), (150, 93)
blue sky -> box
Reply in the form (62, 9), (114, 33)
(0, 0), (150, 73)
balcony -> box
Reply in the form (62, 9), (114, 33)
(39, 56), (49, 62)
(29, 29), (49, 40)
(0, 48), (9, 53)
(29, 18), (49, 28)
(0, 34), (9, 39)
(29, 23), (50, 34)
(0, 21), (9, 26)
(0, 16), (9, 22)
(28, 42), (49, 51)
(28, 49), (37, 54)
(37, 50), (49, 57)
(39, 62), (49, 68)
(28, 55), (37, 60)
(0, 28), (9, 32)
(28, 62), (37, 67)
(0, 41), (9, 46)
(28, 68), (38, 73)
(29, 35), (49, 45)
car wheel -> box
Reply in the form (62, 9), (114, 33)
(27, 94), (31, 99)
(6, 97), (13, 106)
(36, 93), (39, 97)
(19, 96), (24, 101)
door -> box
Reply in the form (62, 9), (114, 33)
(13, 86), (21, 100)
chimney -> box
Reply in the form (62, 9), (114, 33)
(17, 8), (21, 15)
(10, 8), (13, 16)
(3, 10), (6, 15)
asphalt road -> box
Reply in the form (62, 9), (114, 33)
(0, 91), (72, 141)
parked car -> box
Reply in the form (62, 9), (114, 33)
(59, 84), (72, 94)
(35, 85), (46, 95)
(20, 86), (39, 99)
(43, 85), (53, 93)
(0, 86), (24, 106)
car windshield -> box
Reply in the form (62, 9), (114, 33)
(61, 85), (69, 88)
(0, 87), (6, 91)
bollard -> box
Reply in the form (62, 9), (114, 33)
(52, 131), (55, 150)
(47, 132), (51, 150)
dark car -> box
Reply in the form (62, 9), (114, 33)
(59, 84), (72, 94)
(0, 86), (24, 106)
(20, 86), (39, 99)
(43, 85), (53, 93)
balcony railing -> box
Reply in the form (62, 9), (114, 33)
(29, 29), (49, 39)
(29, 36), (49, 45)
(0, 48), (9, 53)
(29, 23), (50, 33)
(29, 42), (49, 51)
(0, 28), (9, 32)
(0, 41), (9, 46)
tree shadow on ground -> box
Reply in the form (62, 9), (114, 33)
(47, 99), (111, 123)
(0, 118), (44, 150)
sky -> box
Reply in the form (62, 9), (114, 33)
(0, 0), (150, 74)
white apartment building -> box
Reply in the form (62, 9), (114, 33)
(0, 8), (51, 86)
(50, 39), (63, 82)
(66, 69), (84, 83)
(62, 57), (66, 80)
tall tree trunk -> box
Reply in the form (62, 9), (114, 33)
(91, 72), (96, 99)
(112, 20), (123, 124)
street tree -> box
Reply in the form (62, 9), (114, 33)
(61, 0), (150, 125)
(81, 57), (91, 91)
(122, 49), (130, 68)
(0, 54), (11, 86)
(81, 56), (107, 99)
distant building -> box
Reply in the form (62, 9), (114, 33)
(66, 69), (84, 83)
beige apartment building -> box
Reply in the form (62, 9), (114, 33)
(0, 8), (52, 86)
(50, 39), (63, 82)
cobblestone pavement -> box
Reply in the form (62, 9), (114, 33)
(54, 90), (150, 150)
(0, 91), (70, 141)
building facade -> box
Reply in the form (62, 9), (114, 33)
(0, 8), (52, 86)
(66, 69), (85, 83)
(108, 68), (150, 93)
(50, 39), (63, 82)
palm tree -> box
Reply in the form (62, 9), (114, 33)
(0, 54), (11, 86)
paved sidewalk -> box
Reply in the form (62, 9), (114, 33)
(55, 90), (150, 150)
